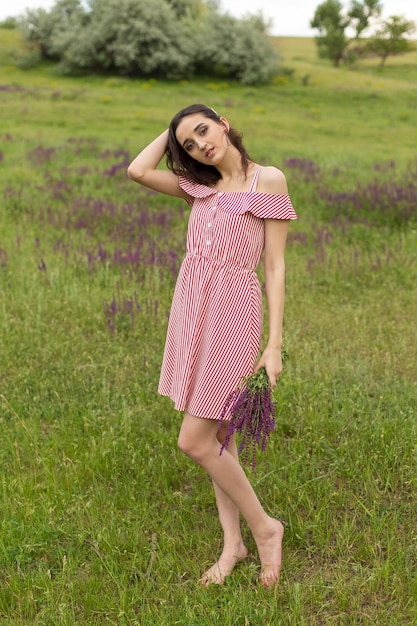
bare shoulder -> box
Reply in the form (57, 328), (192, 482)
(257, 166), (288, 195)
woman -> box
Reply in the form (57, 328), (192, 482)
(127, 104), (297, 587)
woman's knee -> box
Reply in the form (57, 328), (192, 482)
(177, 429), (193, 456)
(178, 430), (206, 461)
(178, 418), (214, 461)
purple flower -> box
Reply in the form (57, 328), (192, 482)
(0, 85), (24, 92)
(0, 247), (8, 267)
(219, 368), (277, 471)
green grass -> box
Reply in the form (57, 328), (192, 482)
(1, 28), (417, 625)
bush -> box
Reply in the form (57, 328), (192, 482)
(17, 0), (278, 84)
(0, 16), (18, 29)
(192, 12), (278, 84)
(50, 0), (193, 78)
(18, 0), (87, 62)
(14, 47), (42, 69)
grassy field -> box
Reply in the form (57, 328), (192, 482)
(1, 28), (417, 625)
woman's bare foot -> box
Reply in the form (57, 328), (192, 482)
(256, 519), (284, 587)
(199, 542), (248, 587)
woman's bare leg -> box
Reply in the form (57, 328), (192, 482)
(199, 425), (248, 586)
(179, 412), (283, 586)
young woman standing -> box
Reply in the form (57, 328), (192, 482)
(128, 104), (297, 586)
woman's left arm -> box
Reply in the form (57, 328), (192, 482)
(254, 219), (289, 387)
(254, 166), (290, 387)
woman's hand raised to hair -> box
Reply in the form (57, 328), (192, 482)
(127, 130), (189, 200)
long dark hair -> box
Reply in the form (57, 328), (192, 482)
(166, 104), (252, 186)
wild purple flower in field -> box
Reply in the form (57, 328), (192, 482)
(374, 160), (395, 172)
(283, 157), (321, 182)
(27, 145), (56, 165)
(219, 367), (277, 471)
(317, 168), (417, 226)
(99, 149), (130, 161)
(0, 247), (8, 267)
(287, 231), (308, 247)
(103, 288), (142, 332)
(103, 161), (130, 177)
(0, 85), (24, 92)
(51, 179), (71, 201)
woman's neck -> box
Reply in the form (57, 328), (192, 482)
(212, 161), (258, 192)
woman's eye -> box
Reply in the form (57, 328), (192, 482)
(186, 142), (194, 151)
(200, 127), (207, 135)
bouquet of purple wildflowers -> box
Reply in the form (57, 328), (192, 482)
(219, 367), (277, 471)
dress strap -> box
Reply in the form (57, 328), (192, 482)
(249, 167), (262, 192)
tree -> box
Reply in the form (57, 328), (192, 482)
(310, 0), (381, 66)
(348, 0), (381, 37)
(51, 0), (193, 78)
(18, 0), (278, 84)
(0, 16), (18, 29)
(193, 12), (277, 84)
(366, 15), (416, 67)
(165, 0), (208, 19)
(18, 0), (87, 61)
(310, 0), (351, 67)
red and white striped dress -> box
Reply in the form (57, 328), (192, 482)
(158, 167), (297, 420)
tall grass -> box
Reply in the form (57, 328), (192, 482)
(1, 28), (417, 625)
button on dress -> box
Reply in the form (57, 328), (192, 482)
(158, 168), (297, 420)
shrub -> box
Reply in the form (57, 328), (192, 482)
(51, 0), (193, 78)
(0, 16), (18, 29)
(191, 12), (277, 84)
(18, 0), (87, 62)
(17, 0), (278, 84)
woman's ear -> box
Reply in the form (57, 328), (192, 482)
(219, 116), (230, 132)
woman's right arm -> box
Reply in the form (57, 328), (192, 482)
(127, 129), (189, 200)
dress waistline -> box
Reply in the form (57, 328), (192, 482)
(185, 252), (254, 273)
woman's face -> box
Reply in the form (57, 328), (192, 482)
(175, 113), (229, 165)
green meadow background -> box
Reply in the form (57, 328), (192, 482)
(1, 29), (417, 625)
